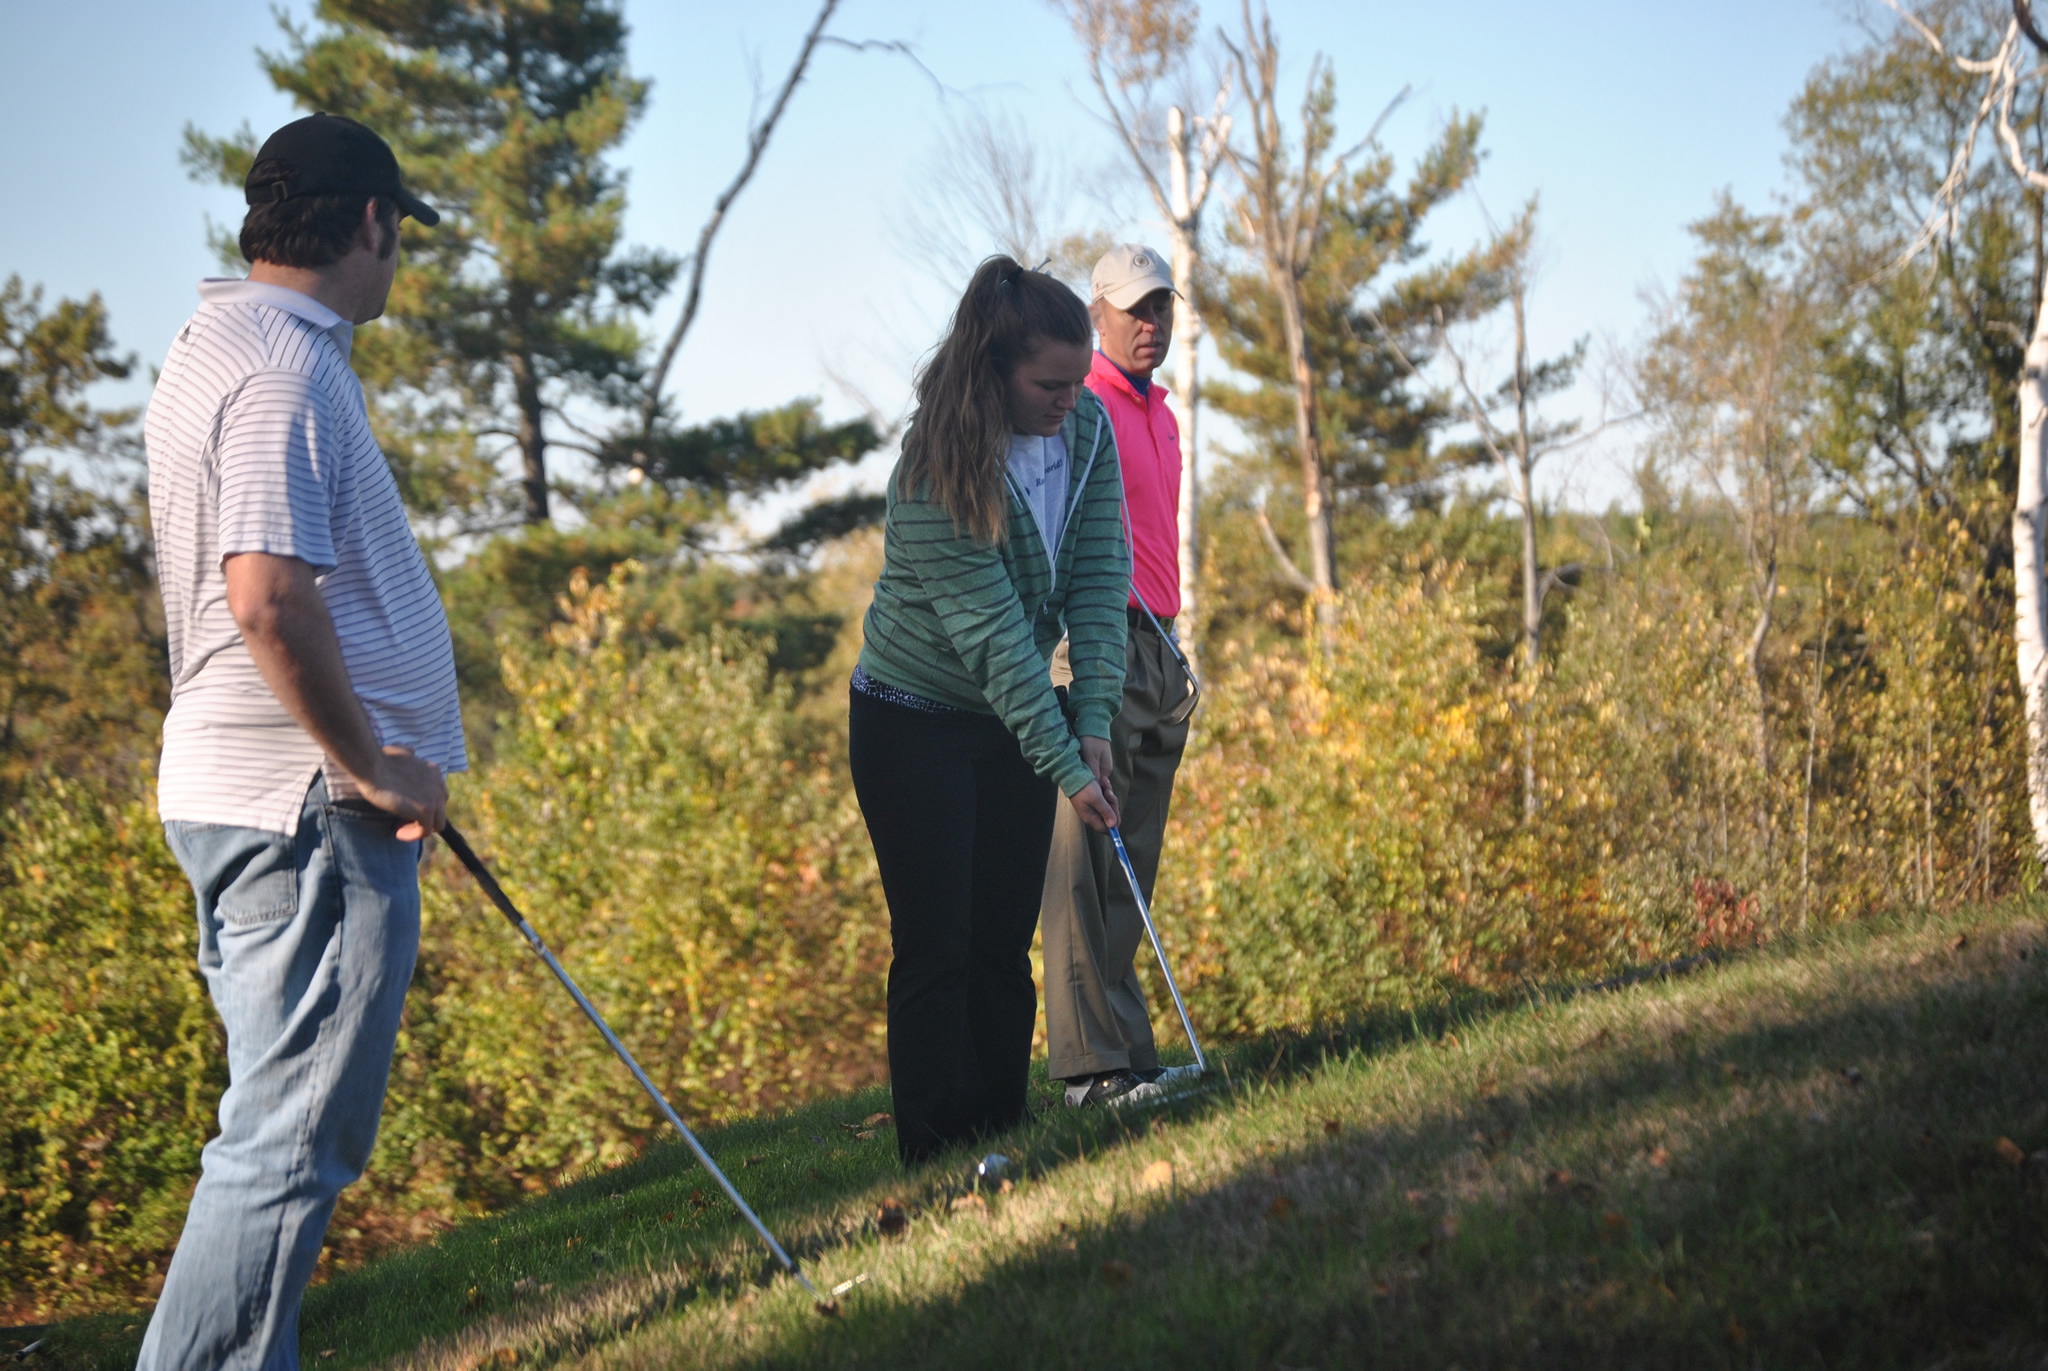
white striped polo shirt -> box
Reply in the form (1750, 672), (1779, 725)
(146, 279), (467, 835)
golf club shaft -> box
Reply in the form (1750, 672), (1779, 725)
(1107, 826), (1206, 1073)
(439, 823), (821, 1302)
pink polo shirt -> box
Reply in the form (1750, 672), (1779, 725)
(1085, 351), (1182, 619)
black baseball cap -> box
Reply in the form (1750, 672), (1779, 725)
(244, 113), (440, 227)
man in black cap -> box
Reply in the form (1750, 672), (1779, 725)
(139, 113), (460, 1370)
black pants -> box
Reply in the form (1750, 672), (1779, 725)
(849, 688), (1057, 1164)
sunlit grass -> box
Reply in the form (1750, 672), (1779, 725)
(32, 902), (2048, 1369)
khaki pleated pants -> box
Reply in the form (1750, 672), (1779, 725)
(1042, 621), (1193, 1081)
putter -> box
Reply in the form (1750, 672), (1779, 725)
(1106, 825), (1207, 1074)
(439, 822), (832, 1312)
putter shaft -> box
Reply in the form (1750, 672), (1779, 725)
(440, 824), (822, 1303)
(1107, 826), (1207, 1073)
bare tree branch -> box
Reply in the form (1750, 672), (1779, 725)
(1254, 501), (1316, 594)
(636, 3), (939, 439)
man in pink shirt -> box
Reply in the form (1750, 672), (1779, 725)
(1044, 244), (1200, 1107)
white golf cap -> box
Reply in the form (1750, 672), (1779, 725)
(1090, 244), (1177, 311)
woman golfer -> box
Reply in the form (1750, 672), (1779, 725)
(851, 256), (1129, 1165)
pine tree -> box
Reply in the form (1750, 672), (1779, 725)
(1207, 107), (1496, 562)
(186, 0), (677, 527)
(0, 278), (166, 796)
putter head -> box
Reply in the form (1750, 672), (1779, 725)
(976, 1153), (1010, 1189)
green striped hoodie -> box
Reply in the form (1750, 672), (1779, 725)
(857, 387), (1130, 797)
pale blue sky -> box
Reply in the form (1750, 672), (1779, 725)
(1, 0), (1883, 511)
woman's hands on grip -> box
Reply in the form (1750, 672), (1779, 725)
(1068, 735), (1120, 832)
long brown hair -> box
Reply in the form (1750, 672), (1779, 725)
(898, 256), (1092, 542)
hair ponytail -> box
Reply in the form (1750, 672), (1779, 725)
(898, 255), (1091, 542)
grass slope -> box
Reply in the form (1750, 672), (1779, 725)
(23, 902), (2048, 1370)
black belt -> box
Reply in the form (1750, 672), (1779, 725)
(1127, 606), (1174, 635)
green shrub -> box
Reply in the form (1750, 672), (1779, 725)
(346, 565), (888, 1231)
(1158, 573), (1570, 1036)
(0, 778), (215, 1317)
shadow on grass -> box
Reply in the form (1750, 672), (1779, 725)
(676, 917), (2048, 1370)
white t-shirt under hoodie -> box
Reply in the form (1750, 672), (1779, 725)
(1006, 431), (1070, 561)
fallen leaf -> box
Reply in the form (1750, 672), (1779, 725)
(564, 1235), (582, 1249)
(1545, 1169), (1598, 1201)
(1996, 1136), (2027, 1168)
(1140, 1159), (1175, 1192)
(1840, 1066), (1864, 1087)
(1439, 1031), (1461, 1049)
(742, 1155), (766, 1167)
(1726, 1316), (1748, 1346)
(511, 1276), (537, 1298)
(1950, 933), (1969, 951)
(462, 1284), (484, 1312)
(1582, 1027), (1614, 1050)
(1403, 1188), (1428, 1204)
(495, 1349), (519, 1367)
(862, 1112), (892, 1127)
(319, 1353), (336, 1362)
(852, 1130), (876, 1141)
(1603, 1211), (1627, 1240)
(660, 1211), (675, 1224)
(996, 1177), (1015, 1194)
(1100, 1259), (1134, 1288)
(949, 1193), (986, 1215)
(1268, 1194), (1295, 1219)
(876, 1199), (908, 1237)
(1323, 1119), (1342, 1137)
(1649, 1147), (1671, 1169)
(688, 1189), (708, 1211)
(1437, 1212), (1461, 1240)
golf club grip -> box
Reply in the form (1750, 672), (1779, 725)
(438, 823), (525, 929)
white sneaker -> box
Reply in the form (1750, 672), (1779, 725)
(1105, 1078), (1167, 1109)
(1063, 1070), (1165, 1108)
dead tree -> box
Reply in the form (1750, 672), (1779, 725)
(637, 0), (930, 442)
(1058, 0), (1231, 671)
(1220, 0), (1402, 634)
(1428, 207), (1605, 821)
(1885, 0), (2048, 863)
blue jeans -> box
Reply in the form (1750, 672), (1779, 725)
(138, 778), (420, 1371)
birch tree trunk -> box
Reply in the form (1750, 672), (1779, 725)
(2014, 275), (2048, 863)
(1167, 105), (1204, 675)
(1512, 289), (1540, 820)
(1277, 273), (1338, 623)
(1517, 444), (1539, 819)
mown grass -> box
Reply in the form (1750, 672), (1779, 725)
(21, 901), (2048, 1369)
